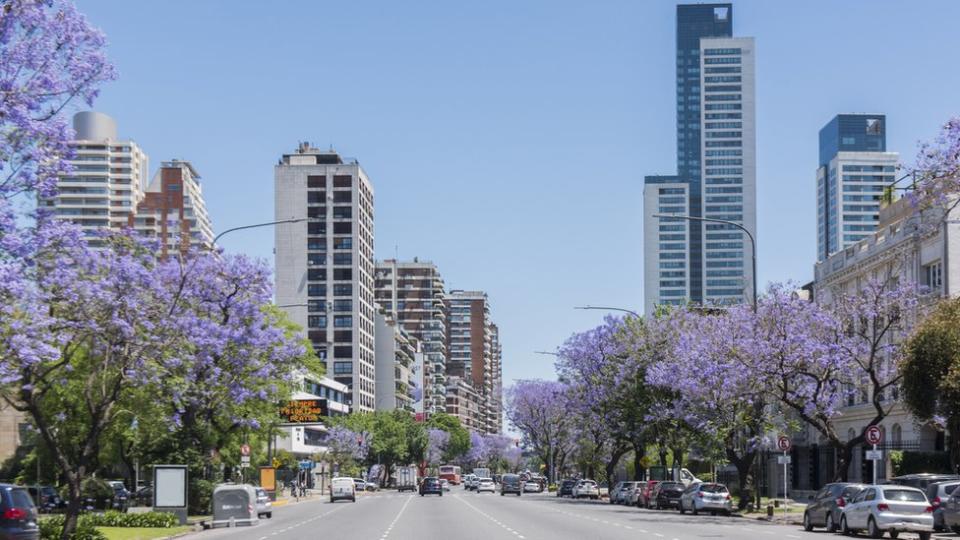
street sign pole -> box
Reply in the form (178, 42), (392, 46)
(873, 444), (878, 485)
(783, 451), (788, 512)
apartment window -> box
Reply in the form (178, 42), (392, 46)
(332, 206), (352, 219)
(334, 330), (352, 343)
(333, 268), (352, 280)
(308, 284), (326, 297)
(307, 269), (326, 281)
(333, 284), (352, 296)
(333, 299), (352, 312)
(334, 237), (352, 249)
(333, 222), (352, 234)
(308, 175), (326, 188)
(333, 175), (352, 188)
(308, 253), (325, 266)
(307, 206), (326, 218)
(333, 191), (351, 203)
(308, 315), (327, 328)
(307, 237), (325, 250)
(307, 191), (326, 203)
(334, 346), (353, 358)
(308, 222), (326, 234)
(923, 261), (943, 291)
(308, 300), (326, 313)
(333, 361), (353, 374)
(333, 253), (351, 265)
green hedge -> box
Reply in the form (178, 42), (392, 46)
(39, 516), (105, 540)
(891, 451), (951, 476)
(39, 511), (178, 538)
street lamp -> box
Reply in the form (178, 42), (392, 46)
(212, 217), (308, 245)
(533, 351), (560, 357)
(574, 305), (640, 318)
(652, 213), (757, 313)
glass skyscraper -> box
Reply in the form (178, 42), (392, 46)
(643, 3), (756, 314)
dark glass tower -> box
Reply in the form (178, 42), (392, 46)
(676, 3), (732, 302)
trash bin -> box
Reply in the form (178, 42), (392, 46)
(211, 484), (259, 528)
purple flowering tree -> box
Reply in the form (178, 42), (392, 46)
(426, 428), (450, 468)
(907, 118), (960, 215)
(505, 379), (575, 482)
(323, 425), (369, 473)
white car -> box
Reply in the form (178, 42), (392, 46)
(477, 478), (496, 493)
(573, 480), (600, 500)
(440, 479), (451, 492)
(840, 485), (934, 540)
(463, 474), (477, 491)
(523, 481), (542, 493)
(330, 477), (356, 503)
(679, 482), (733, 515)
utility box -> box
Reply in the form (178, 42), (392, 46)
(211, 484), (259, 528)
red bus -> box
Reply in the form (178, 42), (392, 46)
(438, 465), (462, 485)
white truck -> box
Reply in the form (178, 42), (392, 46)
(396, 466), (418, 493)
(648, 466), (701, 486)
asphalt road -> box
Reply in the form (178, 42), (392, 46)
(193, 488), (952, 540)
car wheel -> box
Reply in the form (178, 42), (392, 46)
(679, 501), (686, 514)
(953, 525), (960, 535)
(440, 492), (443, 497)
(266, 513), (272, 519)
(825, 512), (835, 532)
(840, 515), (851, 536)
(803, 511), (813, 532)
(867, 517), (881, 539)
(917, 533), (931, 540)
(888, 532), (898, 539)
(501, 493), (504, 496)
(351, 497), (356, 502)
(692, 504), (698, 516)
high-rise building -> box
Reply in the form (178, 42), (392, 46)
(444, 290), (501, 434)
(275, 144), (376, 411)
(816, 114), (898, 261)
(374, 311), (419, 413)
(47, 112), (149, 245)
(131, 160), (214, 257)
(643, 4), (756, 314)
(374, 259), (447, 416)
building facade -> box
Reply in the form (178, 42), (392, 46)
(445, 376), (484, 433)
(374, 311), (419, 413)
(131, 160), (214, 257)
(275, 144), (377, 411)
(47, 112), (149, 245)
(644, 4), (757, 314)
(816, 114), (898, 261)
(444, 290), (502, 434)
(374, 259), (447, 416)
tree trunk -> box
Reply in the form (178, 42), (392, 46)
(835, 441), (855, 482)
(950, 415), (960, 475)
(605, 445), (629, 487)
(633, 447), (644, 481)
(61, 472), (83, 540)
(726, 448), (756, 511)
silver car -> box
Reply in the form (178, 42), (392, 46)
(840, 485), (934, 540)
(254, 487), (272, 518)
(573, 480), (599, 500)
(679, 482), (733, 515)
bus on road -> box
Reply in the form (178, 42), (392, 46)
(438, 465), (462, 485)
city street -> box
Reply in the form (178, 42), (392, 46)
(191, 489), (946, 540)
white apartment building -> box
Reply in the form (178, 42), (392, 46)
(47, 111), (149, 244)
(132, 159), (214, 257)
(275, 144), (376, 411)
(643, 179), (691, 312)
(374, 258), (447, 416)
(698, 37), (757, 306)
(374, 311), (419, 413)
(806, 198), (956, 484)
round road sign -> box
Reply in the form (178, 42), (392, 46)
(865, 425), (883, 446)
(240, 444), (251, 457)
(777, 435), (792, 452)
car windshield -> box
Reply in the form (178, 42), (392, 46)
(883, 489), (926, 502)
(700, 484), (727, 493)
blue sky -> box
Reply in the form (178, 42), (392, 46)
(76, 0), (960, 387)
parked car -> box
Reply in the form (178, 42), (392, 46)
(133, 486), (153, 507)
(638, 480), (660, 508)
(678, 482), (732, 516)
(620, 482), (639, 505)
(330, 477), (356, 503)
(941, 488), (960, 534)
(653, 481), (685, 510)
(523, 481), (542, 494)
(419, 477), (443, 497)
(802, 482), (865, 532)
(557, 479), (576, 498)
(352, 478), (366, 492)
(106, 481), (130, 513)
(463, 474), (477, 491)
(609, 481), (626, 504)
(925, 480), (960, 531)
(477, 478), (496, 493)
(500, 474), (522, 496)
(840, 485), (934, 540)
(890, 474), (960, 490)
(573, 480), (599, 500)
(26, 486), (62, 513)
(0, 483), (39, 540)
(254, 487), (272, 519)
(439, 479), (451, 492)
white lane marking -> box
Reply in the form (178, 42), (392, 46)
(378, 494), (414, 539)
(455, 494), (528, 539)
